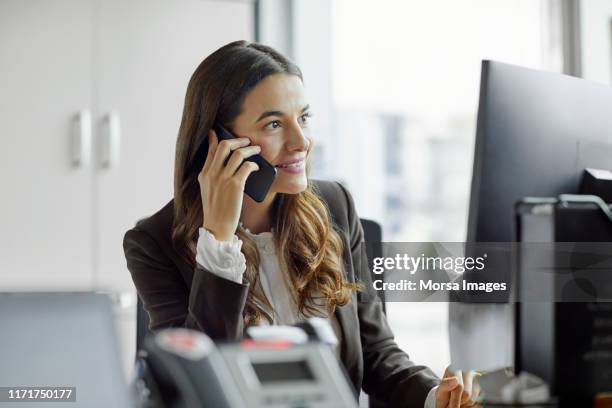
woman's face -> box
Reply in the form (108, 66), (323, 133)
(231, 73), (312, 196)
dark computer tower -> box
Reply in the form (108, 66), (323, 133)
(515, 198), (612, 407)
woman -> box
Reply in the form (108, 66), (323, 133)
(123, 40), (478, 408)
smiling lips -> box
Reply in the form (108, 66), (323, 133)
(274, 157), (305, 173)
(276, 157), (304, 168)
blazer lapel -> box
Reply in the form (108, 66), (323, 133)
(335, 296), (362, 393)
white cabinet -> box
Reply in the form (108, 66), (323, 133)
(0, 0), (253, 373)
(0, 0), (95, 291)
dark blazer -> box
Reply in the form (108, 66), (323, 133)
(123, 179), (439, 407)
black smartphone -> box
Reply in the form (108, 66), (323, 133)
(212, 123), (277, 203)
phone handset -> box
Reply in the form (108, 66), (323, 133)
(212, 123), (276, 203)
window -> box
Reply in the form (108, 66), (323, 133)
(328, 0), (556, 375)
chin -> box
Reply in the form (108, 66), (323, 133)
(276, 177), (308, 194)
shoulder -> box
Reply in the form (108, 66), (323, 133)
(123, 199), (175, 257)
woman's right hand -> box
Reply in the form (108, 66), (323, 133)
(198, 129), (261, 241)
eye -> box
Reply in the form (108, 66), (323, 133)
(299, 112), (312, 127)
(264, 120), (281, 130)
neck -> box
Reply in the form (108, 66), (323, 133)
(240, 191), (278, 234)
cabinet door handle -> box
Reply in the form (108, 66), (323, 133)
(71, 110), (92, 168)
(100, 111), (121, 169)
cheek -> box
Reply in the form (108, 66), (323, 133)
(305, 132), (314, 152)
(300, 125), (313, 143)
(257, 139), (281, 161)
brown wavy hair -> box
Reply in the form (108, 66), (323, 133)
(172, 40), (360, 327)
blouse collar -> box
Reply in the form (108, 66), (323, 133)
(239, 221), (274, 242)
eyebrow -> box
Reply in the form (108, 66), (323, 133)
(255, 104), (310, 123)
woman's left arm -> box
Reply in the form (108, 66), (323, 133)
(337, 182), (440, 408)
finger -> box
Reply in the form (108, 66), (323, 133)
(221, 145), (261, 178)
(452, 370), (470, 406)
(209, 137), (251, 175)
(436, 377), (459, 408)
(443, 367), (453, 378)
(234, 161), (260, 186)
(201, 130), (218, 175)
(449, 383), (464, 408)
(470, 379), (481, 402)
(462, 371), (476, 404)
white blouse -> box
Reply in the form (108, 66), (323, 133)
(195, 223), (343, 356)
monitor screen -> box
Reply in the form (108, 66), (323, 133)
(468, 60), (612, 243)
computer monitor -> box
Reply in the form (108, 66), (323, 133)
(457, 61), (612, 404)
(459, 61), (612, 303)
(0, 293), (132, 408)
(467, 60), (612, 244)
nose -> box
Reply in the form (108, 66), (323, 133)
(286, 125), (310, 152)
